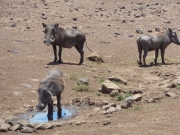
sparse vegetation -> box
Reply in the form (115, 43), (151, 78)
(132, 106), (142, 111)
(96, 92), (101, 96)
(114, 92), (132, 101)
(175, 85), (180, 89)
(72, 85), (89, 92)
(98, 78), (105, 83)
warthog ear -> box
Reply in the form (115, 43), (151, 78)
(54, 23), (59, 28)
(42, 23), (47, 28)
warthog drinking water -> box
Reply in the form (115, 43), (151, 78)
(137, 28), (180, 66)
(36, 69), (65, 120)
(42, 23), (91, 65)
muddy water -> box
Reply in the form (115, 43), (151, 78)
(29, 109), (72, 123)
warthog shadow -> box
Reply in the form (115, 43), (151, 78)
(47, 61), (80, 66)
(138, 62), (180, 68)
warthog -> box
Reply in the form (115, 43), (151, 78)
(42, 23), (91, 65)
(36, 69), (65, 120)
(137, 28), (180, 66)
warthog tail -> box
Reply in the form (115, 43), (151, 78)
(85, 41), (91, 51)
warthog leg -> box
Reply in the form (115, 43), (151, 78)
(58, 46), (63, 63)
(52, 45), (57, 62)
(75, 44), (84, 65)
(57, 93), (62, 118)
(154, 49), (159, 65)
(161, 48), (166, 64)
(47, 100), (53, 120)
(143, 50), (148, 67)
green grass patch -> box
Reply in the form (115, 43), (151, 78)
(73, 85), (89, 92)
(98, 78), (105, 83)
(114, 92), (132, 101)
(96, 92), (102, 96)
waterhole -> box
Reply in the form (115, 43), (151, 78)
(29, 108), (72, 123)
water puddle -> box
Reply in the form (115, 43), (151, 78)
(9, 106), (78, 124)
(29, 108), (72, 123)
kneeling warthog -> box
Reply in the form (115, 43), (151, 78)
(36, 69), (65, 120)
(137, 28), (180, 66)
(42, 23), (91, 65)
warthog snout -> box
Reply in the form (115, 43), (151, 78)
(36, 102), (45, 111)
(43, 38), (55, 46)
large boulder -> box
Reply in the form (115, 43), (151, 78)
(101, 80), (121, 94)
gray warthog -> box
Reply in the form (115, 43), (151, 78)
(137, 28), (180, 66)
(42, 23), (91, 65)
(36, 69), (65, 120)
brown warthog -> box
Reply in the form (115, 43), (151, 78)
(137, 28), (180, 66)
(42, 23), (91, 65)
(36, 69), (65, 120)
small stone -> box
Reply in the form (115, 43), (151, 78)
(128, 34), (133, 37)
(103, 119), (111, 125)
(73, 17), (77, 21)
(21, 127), (36, 133)
(41, 13), (47, 19)
(107, 107), (116, 113)
(12, 124), (22, 131)
(126, 94), (142, 101)
(148, 98), (156, 103)
(121, 99), (132, 109)
(148, 29), (152, 32)
(87, 51), (104, 62)
(116, 105), (122, 111)
(77, 78), (89, 85)
(0, 123), (10, 132)
(155, 28), (160, 32)
(136, 28), (143, 34)
(11, 23), (16, 27)
(165, 92), (177, 98)
(44, 65), (49, 68)
(114, 32), (120, 35)
(21, 84), (31, 88)
(76, 122), (83, 125)
(109, 90), (119, 97)
(72, 26), (77, 29)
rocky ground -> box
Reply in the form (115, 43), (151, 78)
(1, 0), (180, 134)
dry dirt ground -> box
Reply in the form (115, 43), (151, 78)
(1, 0), (180, 135)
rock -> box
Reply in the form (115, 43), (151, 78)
(21, 127), (36, 133)
(177, 2), (180, 4)
(103, 119), (111, 125)
(12, 124), (22, 131)
(87, 52), (104, 62)
(116, 105), (122, 111)
(155, 28), (160, 32)
(72, 26), (78, 29)
(41, 13), (47, 19)
(109, 90), (119, 97)
(126, 94), (142, 101)
(128, 34), (133, 37)
(148, 29), (152, 32)
(44, 65), (49, 68)
(121, 99), (132, 109)
(108, 76), (127, 85)
(72, 17), (77, 21)
(107, 107), (116, 113)
(148, 98), (156, 103)
(165, 92), (177, 98)
(21, 84), (31, 88)
(76, 122), (83, 125)
(101, 80), (121, 94)
(114, 32), (120, 35)
(11, 23), (16, 27)
(77, 78), (89, 85)
(0, 123), (10, 132)
(136, 28), (143, 34)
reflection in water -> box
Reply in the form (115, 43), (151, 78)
(29, 109), (72, 123)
